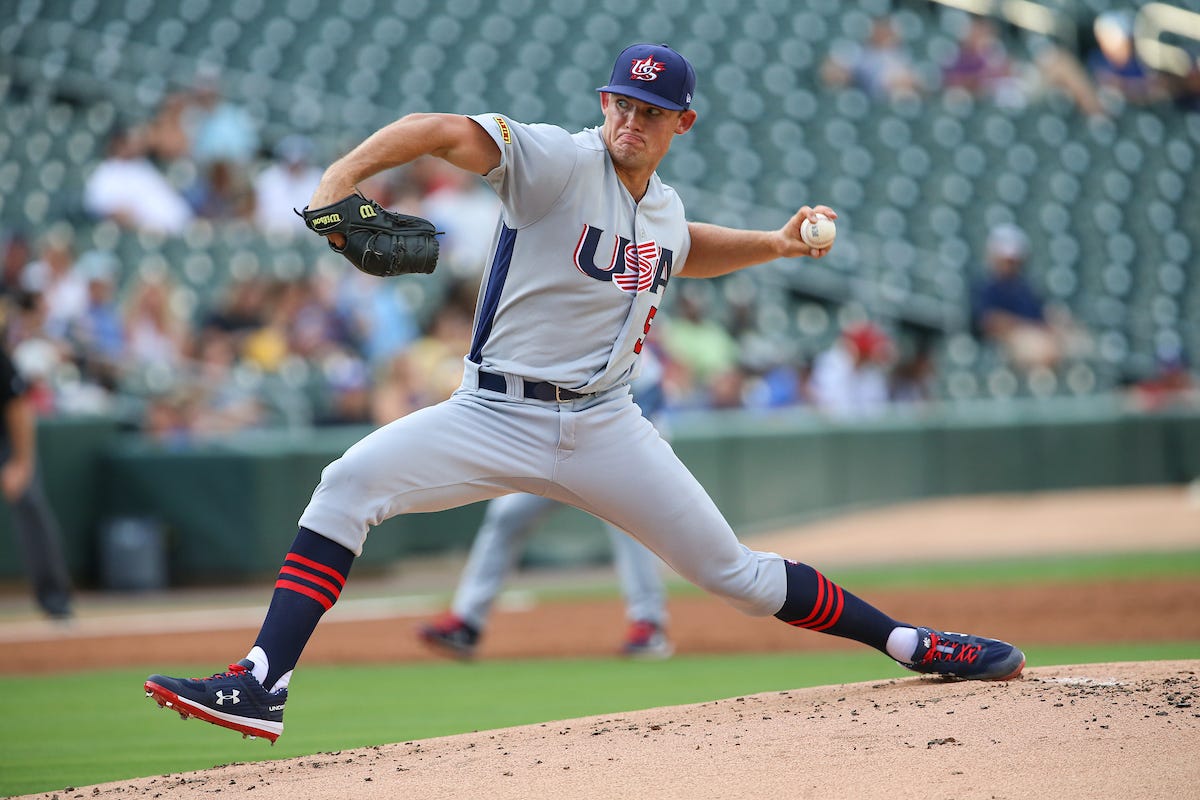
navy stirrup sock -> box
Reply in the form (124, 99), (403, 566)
(774, 560), (901, 654)
(253, 527), (355, 689)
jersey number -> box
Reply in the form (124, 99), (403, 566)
(634, 306), (657, 354)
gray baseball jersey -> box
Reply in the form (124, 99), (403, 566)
(299, 114), (787, 618)
(465, 114), (689, 393)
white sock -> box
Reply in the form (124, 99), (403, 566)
(885, 627), (919, 662)
(244, 646), (270, 686)
(270, 670), (293, 693)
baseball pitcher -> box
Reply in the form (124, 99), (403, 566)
(145, 43), (1024, 744)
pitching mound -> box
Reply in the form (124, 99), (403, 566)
(23, 660), (1197, 800)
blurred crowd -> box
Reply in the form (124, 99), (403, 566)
(1, 5), (1197, 446)
(821, 8), (1200, 114)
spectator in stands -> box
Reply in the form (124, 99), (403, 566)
(335, 268), (419, 367)
(658, 287), (741, 407)
(185, 68), (260, 166)
(254, 136), (325, 236)
(142, 390), (199, 449)
(942, 16), (1020, 100)
(807, 322), (894, 418)
(704, 364), (754, 410)
(1086, 11), (1169, 107)
(313, 351), (373, 427)
(370, 281), (476, 423)
(123, 274), (189, 370)
(239, 280), (291, 373)
(83, 126), (194, 235)
(189, 328), (265, 435)
(67, 251), (125, 389)
(398, 289), (475, 405)
(186, 159), (256, 221)
(942, 14), (1104, 115)
(0, 340), (73, 620)
(739, 349), (810, 410)
(889, 334), (937, 405)
(821, 16), (924, 101)
(202, 277), (271, 342)
(972, 224), (1047, 367)
(141, 90), (193, 164)
(20, 227), (87, 341)
(971, 224), (1088, 371)
(284, 275), (354, 363)
(1, 231), (32, 295)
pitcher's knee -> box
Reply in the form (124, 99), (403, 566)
(686, 551), (786, 617)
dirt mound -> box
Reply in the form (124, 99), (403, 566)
(21, 660), (1196, 800)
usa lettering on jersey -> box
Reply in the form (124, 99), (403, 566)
(573, 224), (672, 296)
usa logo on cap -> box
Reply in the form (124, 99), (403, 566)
(629, 55), (666, 82)
(597, 43), (696, 111)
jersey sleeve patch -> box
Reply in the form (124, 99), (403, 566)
(494, 116), (512, 144)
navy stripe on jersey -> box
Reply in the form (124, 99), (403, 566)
(469, 224), (517, 364)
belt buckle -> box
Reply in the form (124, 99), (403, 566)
(555, 385), (569, 403)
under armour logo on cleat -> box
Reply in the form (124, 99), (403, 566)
(214, 689), (241, 705)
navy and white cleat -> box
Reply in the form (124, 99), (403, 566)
(144, 660), (286, 743)
(900, 627), (1026, 681)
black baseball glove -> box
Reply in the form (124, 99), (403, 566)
(299, 193), (441, 277)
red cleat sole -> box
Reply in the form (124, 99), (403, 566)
(144, 681), (280, 744)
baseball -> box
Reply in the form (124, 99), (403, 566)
(801, 213), (836, 249)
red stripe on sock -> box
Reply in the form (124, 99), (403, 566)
(278, 565), (342, 601)
(801, 574), (837, 630)
(809, 583), (845, 632)
(285, 553), (346, 588)
(788, 571), (830, 628)
(275, 578), (334, 610)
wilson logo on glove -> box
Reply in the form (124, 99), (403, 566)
(298, 193), (442, 278)
(308, 213), (342, 229)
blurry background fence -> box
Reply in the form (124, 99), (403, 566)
(0, 403), (1194, 586)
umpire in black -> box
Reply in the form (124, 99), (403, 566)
(0, 340), (73, 619)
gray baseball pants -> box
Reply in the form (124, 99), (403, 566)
(299, 363), (787, 617)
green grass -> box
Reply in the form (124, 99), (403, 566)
(2, 642), (1198, 797)
(659, 550), (1200, 598)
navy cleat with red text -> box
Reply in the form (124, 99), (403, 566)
(901, 627), (1025, 681)
(144, 659), (286, 743)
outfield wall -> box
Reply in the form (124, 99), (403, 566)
(1, 401), (1197, 586)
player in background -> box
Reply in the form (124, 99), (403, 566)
(419, 351), (673, 660)
(0, 339), (73, 621)
(144, 42), (1025, 745)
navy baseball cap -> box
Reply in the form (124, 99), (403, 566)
(597, 43), (696, 111)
